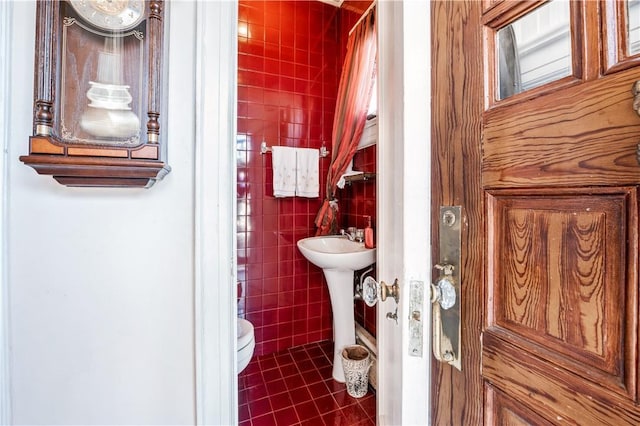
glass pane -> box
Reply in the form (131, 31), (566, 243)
(629, 0), (640, 55)
(497, 0), (572, 100)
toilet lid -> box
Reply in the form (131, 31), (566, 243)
(237, 318), (254, 350)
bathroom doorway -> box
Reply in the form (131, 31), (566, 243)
(235, 1), (378, 424)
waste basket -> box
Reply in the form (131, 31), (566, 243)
(341, 344), (372, 398)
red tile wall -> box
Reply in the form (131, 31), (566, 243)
(237, 0), (365, 356)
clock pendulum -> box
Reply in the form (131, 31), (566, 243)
(79, 36), (140, 139)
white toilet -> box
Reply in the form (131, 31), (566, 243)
(237, 318), (255, 374)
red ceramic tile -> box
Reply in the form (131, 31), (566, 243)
(262, 262), (278, 279)
(279, 363), (298, 379)
(301, 369), (323, 385)
(264, 7), (280, 29)
(278, 260), (294, 277)
(264, 43), (280, 61)
(318, 364), (333, 380)
(247, 264), (264, 281)
(281, 29), (295, 48)
(332, 390), (357, 408)
(306, 345), (324, 358)
(246, 384), (268, 402)
(295, 400), (320, 421)
(249, 397), (272, 418)
(259, 355), (278, 371)
(311, 357), (329, 370)
(246, 295), (263, 313)
(262, 340), (278, 355)
(281, 46), (295, 62)
(320, 409), (346, 425)
(308, 381), (331, 400)
(267, 378), (288, 396)
(275, 352), (294, 366)
(279, 61), (295, 78)
(249, 22), (266, 41)
(279, 292), (295, 310)
(325, 379), (345, 395)
(242, 358), (260, 376)
(273, 406), (300, 426)
(262, 309), (278, 332)
(283, 372), (305, 391)
(262, 278), (278, 295)
(270, 391), (293, 411)
(341, 403), (370, 424)
(238, 403), (250, 421)
(314, 394), (339, 414)
(262, 230), (279, 247)
(262, 324), (278, 341)
(276, 336), (293, 353)
(278, 244), (294, 262)
(252, 413), (277, 426)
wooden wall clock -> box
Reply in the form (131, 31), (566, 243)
(20, 0), (170, 188)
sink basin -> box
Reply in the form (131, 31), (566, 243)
(297, 236), (376, 271)
(297, 235), (376, 382)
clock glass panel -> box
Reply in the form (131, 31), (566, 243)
(57, 1), (147, 146)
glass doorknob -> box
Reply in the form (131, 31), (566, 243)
(362, 276), (400, 307)
(431, 276), (456, 310)
(363, 276), (379, 307)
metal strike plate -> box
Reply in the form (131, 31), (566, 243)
(408, 280), (424, 357)
(432, 206), (462, 370)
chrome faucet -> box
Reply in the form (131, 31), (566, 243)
(340, 229), (356, 241)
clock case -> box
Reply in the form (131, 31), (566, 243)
(20, 0), (170, 188)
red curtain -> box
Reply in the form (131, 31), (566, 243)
(314, 8), (377, 235)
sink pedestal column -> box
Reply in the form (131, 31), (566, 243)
(323, 268), (356, 383)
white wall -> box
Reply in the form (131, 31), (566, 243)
(5, 2), (200, 424)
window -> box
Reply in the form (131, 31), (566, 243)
(497, 0), (572, 100)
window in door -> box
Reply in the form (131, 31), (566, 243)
(495, 0), (572, 100)
(629, 0), (640, 55)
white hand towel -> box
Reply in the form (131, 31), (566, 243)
(295, 148), (319, 198)
(336, 158), (363, 189)
(272, 146), (297, 197)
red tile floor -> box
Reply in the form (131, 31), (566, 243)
(238, 340), (376, 426)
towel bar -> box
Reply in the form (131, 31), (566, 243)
(260, 141), (329, 158)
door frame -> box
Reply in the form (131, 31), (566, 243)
(193, 1), (238, 424)
(194, 0), (433, 424)
(376, 0), (432, 425)
(0, 1), (12, 424)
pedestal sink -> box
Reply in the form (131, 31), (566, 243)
(297, 235), (376, 382)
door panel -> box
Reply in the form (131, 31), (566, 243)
(484, 332), (640, 425)
(487, 187), (638, 400)
(483, 68), (640, 188)
(433, 0), (640, 424)
(485, 383), (555, 426)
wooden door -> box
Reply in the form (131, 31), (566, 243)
(432, 1), (640, 424)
